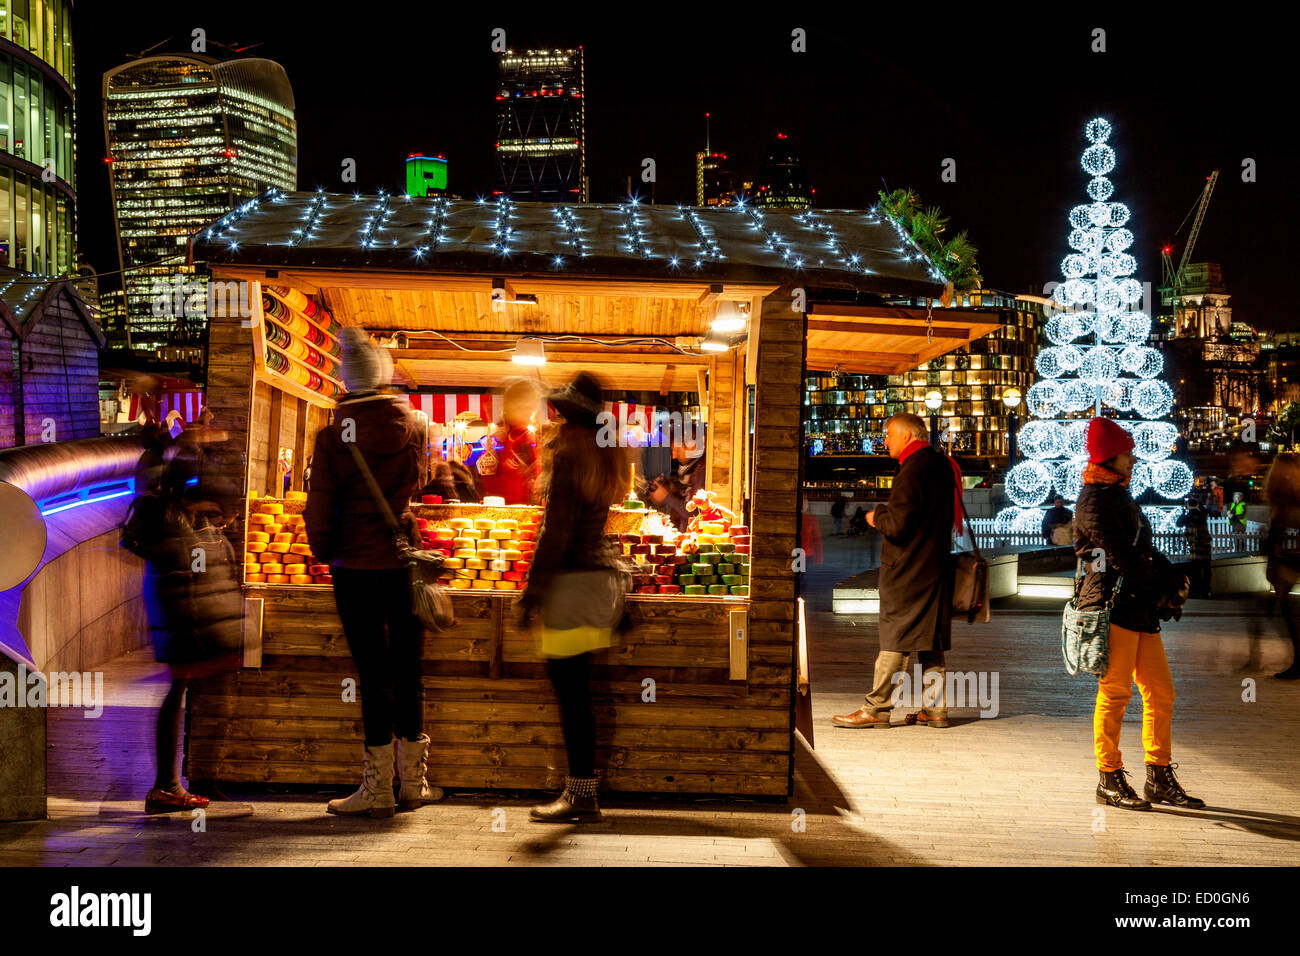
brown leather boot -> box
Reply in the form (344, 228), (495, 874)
(832, 707), (891, 728)
(530, 776), (602, 822)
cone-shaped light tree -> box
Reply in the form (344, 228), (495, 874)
(997, 117), (1193, 536)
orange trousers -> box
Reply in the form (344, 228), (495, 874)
(1093, 623), (1175, 771)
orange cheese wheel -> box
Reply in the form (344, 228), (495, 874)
(248, 513), (273, 525)
(247, 531), (270, 543)
(479, 569), (502, 581)
(493, 580), (517, 590)
(495, 519), (519, 532)
(258, 552), (282, 564)
(289, 574), (312, 584)
(244, 553), (260, 565)
(454, 568), (477, 579)
(513, 560), (531, 574)
(273, 533), (294, 544)
(245, 572), (265, 582)
(470, 579), (493, 590)
(519, 530), (537, 541)
(260, 563), (284, 574)
(259, 503), (284, 515)
(263, 524), (282, 537)
(248, 541), (268, 553)
(448, 578), (471, 589)
(295, 532), (310, 543)
(267, 574), (289, 584)
(290, 543), (313, 555)
(268, 542), (291, 553)
(284, 563), (307, 575)
(500, 550), (522, 562)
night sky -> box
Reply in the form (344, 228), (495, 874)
(73, 6), (1296, 325)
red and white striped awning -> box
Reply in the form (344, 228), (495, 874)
(128, 389), (205, 426)
(409, 393), (496, 424)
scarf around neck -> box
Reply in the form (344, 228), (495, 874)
(1082, 462), (1130, 488)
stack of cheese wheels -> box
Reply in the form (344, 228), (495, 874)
(244, 493), (331, 586)
(610, 520), (750, 597)
(428, 514), (536, 592)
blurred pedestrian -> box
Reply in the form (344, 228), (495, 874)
(1261, 453), (1300, 679)
(133, 422), (171, 496)
(1074, 417), (1200, 811)
(120, 448), (242, 814)
(1041, 494), (1074, 547)
(477, 378), (541, 504)
(1207, 479), (1224, 518)
(519, 371), (631, 823)
(1176, 489), (1212, 598)
(305, 327), (442, 818)
(801, 499), (823, 567)
(832, 413), (960, 730)
(1228, 491), (1248, 534)
(831, 497), (847, 535)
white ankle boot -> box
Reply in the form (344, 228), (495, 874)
(396, 733), (444, 809)
(327, 742), (396, 818)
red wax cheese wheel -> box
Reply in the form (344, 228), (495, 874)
(655, 544), (676, 556)
(513, 560), (530, 575)
(642, 534), (663, 545)
(503, 570), (526, 582)
(315, 574), (333, 584)
(728, 526), (748, 536)
(664, 553), (689, 565)
(630, 544), (652, 555)
(730, 535), (751, 545)
(655, 575), (675, 586)
(632, 574), (656, 588)
(416, 518), (428, 529)
(309, 565), (329, 575)
(733, 544), (751, 555)
(657, 584), (681, 594)
(635, 585), (658, 594)
(520, 530), (537, 542)
(421, 495), (443, 504)
(620, 534), (642, 544)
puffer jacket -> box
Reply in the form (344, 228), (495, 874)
(305, 393), (422, 569)
(1073, 479), (1179, 633)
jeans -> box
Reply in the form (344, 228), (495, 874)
(332, 566), (424, 747)
(547, 652), (596, 777)
(1094, 624), (1175, 771)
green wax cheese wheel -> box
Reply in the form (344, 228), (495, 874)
(691, 563), (712, 576)
(695, 543), (717, 554)
(718, 563), (736, 576)
(622, 500), (645, 509)
(707, 584), (729, 595)
(715, 542), (735, 553)
(678, 574), (696, 587)
(722, 574), (744, 586)
(703, 552), (722, 565)
(734, 552), (749, 564)
(684, 585), (707, 595)
(696, 575), (716, 587)
(730, 585), (749, 596)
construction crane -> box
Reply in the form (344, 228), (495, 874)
(1160, 169), (1219, 307)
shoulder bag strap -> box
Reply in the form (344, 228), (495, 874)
(344, 440), (404, 537)
(954, 481), (984, 561)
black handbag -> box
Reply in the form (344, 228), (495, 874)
(345, 442), (455, 632)
(951, 493), (990, 623)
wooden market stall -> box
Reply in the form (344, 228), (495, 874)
(185, 191), (955, 797)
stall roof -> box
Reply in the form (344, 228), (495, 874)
(190, 189), (949, 298)
(0, 268), (104, 347)
(805, 303), (1004, 375)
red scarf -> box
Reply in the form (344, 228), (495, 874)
(1082, 462), (1130, 488)
(898, 440), (965, 532)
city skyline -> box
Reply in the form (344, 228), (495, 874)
(70, 8), (1294, 327)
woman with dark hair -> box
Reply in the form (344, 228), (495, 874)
(1074, 417), (1200, 812)
(519, 371), (630, 822)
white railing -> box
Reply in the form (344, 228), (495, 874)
(965, 516), (1264, 557)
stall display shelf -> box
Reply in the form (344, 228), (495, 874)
(243, 495), (331, 586)
(251, 286), (346, 404)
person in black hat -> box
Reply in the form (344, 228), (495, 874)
(520, 371), (631, 822)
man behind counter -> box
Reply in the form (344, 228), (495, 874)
(646, 438), (706, 531)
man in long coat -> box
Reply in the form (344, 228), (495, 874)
(833, 413), (958, 729)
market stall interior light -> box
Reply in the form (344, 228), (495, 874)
(700, 335), (729, 352)
(512, 339), (546, 365)
(710, 301), (748, 334)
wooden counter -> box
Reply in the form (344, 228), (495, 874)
(185, 588), (793, 796)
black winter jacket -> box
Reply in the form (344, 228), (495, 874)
(1073, 478), (1180, 633)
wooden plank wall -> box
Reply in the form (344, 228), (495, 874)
(0, 324), (17, 447)
(0, 298), (101, 449)
(204, 300), (257, 546)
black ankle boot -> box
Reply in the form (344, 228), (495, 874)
(1097, 768), (1151, 810)
(530, 776), (602, 823)
(1144, 763), (1205, 808)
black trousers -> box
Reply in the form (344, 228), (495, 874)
(332, 566), (424, 747)
(546, 653), (596, 778)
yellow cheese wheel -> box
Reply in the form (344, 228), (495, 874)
(244, 553), (260, 565)
(248, 513), (273, 525)
(500, 549), (522, 561)
(290, 543), (313, 556)
(448, 578), (471, 589)
(479, 569), (502, 581)
(263, 524), (282, 537)
(488, 529), (512, 540)
(475, 537), (498, 548)
(261, 563), (284, 574)
(493, 580), (518, 590)
(442, 558), (464, 570)
(286, 491), (308, 501)
(247, 531), (270, 543)
(701, 522), (725, 535)
(503, 540), (521, 551)
(284, 563), (307, 575)
(465, 558), (487, 570)
(245, 572), (265, 583)
(454, 568), (477, 579)
(289, 573), (312, 584)
(453, 548), (477, 559)
(495, 519), (519, 532)
(268, 542), (291, 553)
(259, 503), (284, 515)
(452, 537), (475, 549)
(473, 518), (496, 531)
(471, 579), (493, 590)
(696, 533), (715, 544)
(258, 552), (281, 564)
(273, 532), (294, 544)
(248, 541), (268, 553)
(488, 559), (511, 572)
(433, 528), (456, 540)
(448, 518), (473, 530)
(462, 528), (483, 540)
(267, 574), (289, 584)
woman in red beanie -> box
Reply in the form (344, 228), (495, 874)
(1073, 416), (1202, 811)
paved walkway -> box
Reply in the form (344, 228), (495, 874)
(2, 524), (1298, 866)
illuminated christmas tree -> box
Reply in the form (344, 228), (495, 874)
(998, 117), (1192, 536)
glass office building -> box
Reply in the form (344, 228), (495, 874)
(0, 0), (76, 276)
(495, 48), (586, 202)
(103, 53), (296, 353)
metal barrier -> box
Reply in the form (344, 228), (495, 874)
(967, 515), (1263, 557)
